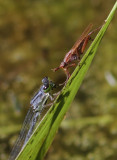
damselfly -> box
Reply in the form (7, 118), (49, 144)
(9, 77), (56, 160)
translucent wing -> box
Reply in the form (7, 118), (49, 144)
(9, 107), (39, 160)
(71, 23), (93, 50)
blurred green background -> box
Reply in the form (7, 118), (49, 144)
(0, 0), (117, 160)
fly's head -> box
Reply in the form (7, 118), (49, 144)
(42, 77), (56, 93)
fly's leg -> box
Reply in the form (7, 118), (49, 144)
(52, 66), (61, 72)
(75, 49), (81, 66)
(64, 67), (71, 80)
(77, 56), (80, 66)
(81, 36), (90, 53)
(81, 25), (102, 54)
(59, 63), (76, 86)
(58, 67), (71, 86)
(67, 63), (76, 68)
(80, 25), (102, 54)
(78, 56), (81, 66)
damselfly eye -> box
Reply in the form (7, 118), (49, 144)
(43, 86), (48, 90)
(42, 77), (49, 84)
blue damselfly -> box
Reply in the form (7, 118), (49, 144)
(9, 77), (56, 160)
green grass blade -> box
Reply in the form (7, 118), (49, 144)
(16, 2), (117, 160)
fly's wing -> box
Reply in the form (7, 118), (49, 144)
(9, 107), (35, 160)
(71, 23), (93, 51)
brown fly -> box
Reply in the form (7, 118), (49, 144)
(52, 24), (101, 82)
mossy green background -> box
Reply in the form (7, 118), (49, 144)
(0, 1), (117, 160)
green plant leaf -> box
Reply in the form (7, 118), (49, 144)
(16, 2), (117, 160)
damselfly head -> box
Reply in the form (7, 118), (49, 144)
(42, 77), (56, 93)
